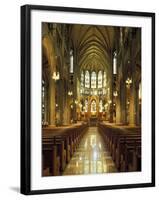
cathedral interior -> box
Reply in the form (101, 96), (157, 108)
(42, 23), (141, 176)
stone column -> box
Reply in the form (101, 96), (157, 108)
(129, 82), (136, 126)
(72, 52), (78, 123)
(120, 79), (127, 124)
(128, 52), (136, 126)
(135, 84), (140, 126)
(59, 80), (64, 125)
(63, 82), (70, 125)
(116, 89), (121, 124)
(129, 32), (136, 126)
(49, 78), (55, 125)
(109, 57), (114, 123)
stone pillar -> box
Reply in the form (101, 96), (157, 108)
(59, 80), (64, 125)
(120, 79), (127, 124)
(72, 52), (78, 123)
(129, 82), (136, 126)
(63, 85), (70, 125)
(129, 57), (136, 126)
(49, 78), (55, 125)
(116, 91), (121, 124)
(135, 85), (140, 126)
(109, 58), (114, 123)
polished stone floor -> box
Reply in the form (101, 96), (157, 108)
(63, 127), (117, 175)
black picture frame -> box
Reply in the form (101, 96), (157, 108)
(21, 4), (155, 195)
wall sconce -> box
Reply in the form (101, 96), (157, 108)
(125, 77), (132, 88)
(108, 100), (112, 104)
(113, 91), (118, 97)
(70, 104), (73, 109)
(74, 100), (78, 104)
(52, 71), (60, 81)
(68, 91), (73, 96)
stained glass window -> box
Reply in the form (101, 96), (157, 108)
(70, 50), (73, 73)
(81, 71), (84, 87)
(98, 70), (103, 88)
(91, 71), (96, 88)
(85, 70), (90, 88)
(103, 71), (106, 87)
(113, 51), (117, 74)
(139, 82), (142, 100)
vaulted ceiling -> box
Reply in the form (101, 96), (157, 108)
(69, 24), (117, 72)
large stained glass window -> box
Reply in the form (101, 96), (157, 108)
(103, 71), (106, 87)
(91, 71), (96, 88)
(98, 70), (103, 88)
(85, 70), (90, 88)
(81, 71), (84, 87)
(113, 51), (117, 74)
(70, 50), (74, 73)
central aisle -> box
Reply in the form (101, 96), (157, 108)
(63, 127), (117, 175)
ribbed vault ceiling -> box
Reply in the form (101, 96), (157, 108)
(69, 25), (116, 71)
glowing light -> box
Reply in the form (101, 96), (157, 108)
(52, 72), (60, 81)
(113, 91), (118, 97)
(93, 151), (97, 160)
(75, 100), (78, 104)
(108, 100), (112, 104)
(126, 77), (132, 87)
(68, 91), (73, 96)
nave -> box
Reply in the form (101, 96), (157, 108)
(42, 22), (141, 176)
(63, 127), (117, 175)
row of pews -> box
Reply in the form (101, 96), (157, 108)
(42, 123), (88, 176)
(98, 123), (141, 172)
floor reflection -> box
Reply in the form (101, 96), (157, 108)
(63, 127), (117, 175)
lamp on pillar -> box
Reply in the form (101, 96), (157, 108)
(125, 77), (132, 88)
(52, 71), (60, 81)
(113, 90), (118, 97)
(74, 100), (78, 104)
(68, 91), (73, 96)
(108, 100), (112, 104)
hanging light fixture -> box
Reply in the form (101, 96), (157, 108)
(125, 77), (132, 88)
(52, 71), (60, 81)
(113, 91), (118, 97)
(68, 91), (73, 96)
(74, 100), (78, 104)
(108, 100), (112, 104)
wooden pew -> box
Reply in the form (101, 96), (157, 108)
(98, 122), (141, 172)
(116, 138), (141, 171)
(42, 123), (88, 176)
(42, 141), (61, 176)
